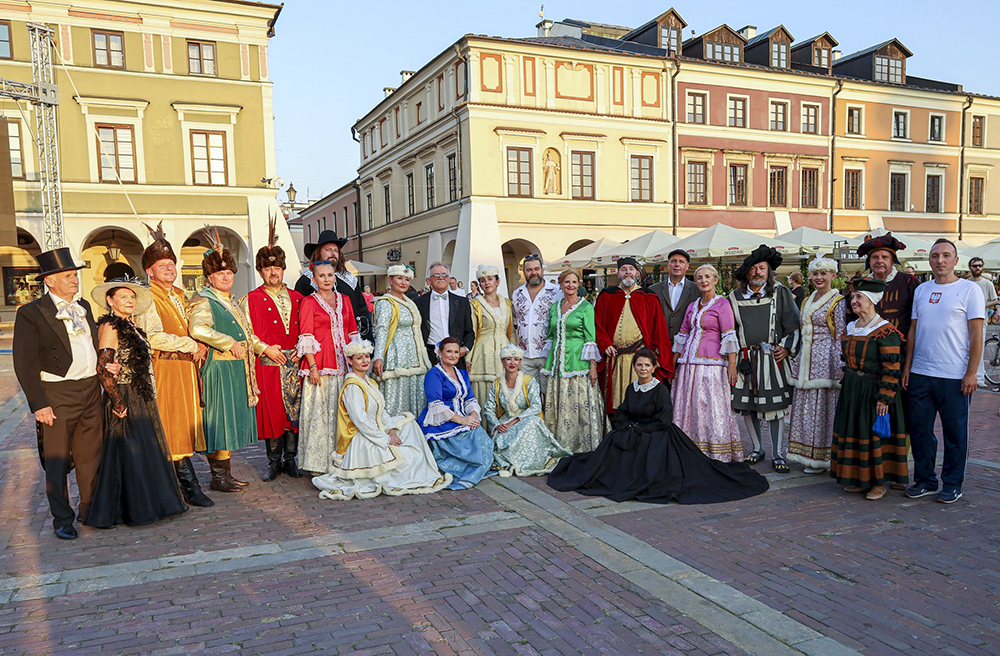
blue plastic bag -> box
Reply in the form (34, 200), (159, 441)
(872, 413), (891, 439)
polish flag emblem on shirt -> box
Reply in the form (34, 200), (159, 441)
(929, 292), (942, 304)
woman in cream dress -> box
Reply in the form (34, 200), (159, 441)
(468, 264), (515, 404)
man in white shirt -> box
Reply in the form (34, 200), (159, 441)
(649, 249), (700, 343)
(415, 262), (475, 366)
(511, 254), (562, 392)
(968, 257), (998, 387)
(903, 239), (985, 504)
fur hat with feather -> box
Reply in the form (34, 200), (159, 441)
(201, 226), (238, 278)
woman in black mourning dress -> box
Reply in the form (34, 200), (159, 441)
(548, 348), (769, 504)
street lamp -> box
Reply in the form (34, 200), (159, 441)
(287, 183), (297, 204)
(107, 230), (121, 261)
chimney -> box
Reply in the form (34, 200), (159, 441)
(383, 87), (396, 97)
(536, 19), (552, 37)
(833, 49), (842, 61)
(738, 25), (757, 40)
(400, 70), (416, 84)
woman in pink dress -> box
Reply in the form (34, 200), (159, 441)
(671, 265), (743, 462)
(787, 257), (846, 473)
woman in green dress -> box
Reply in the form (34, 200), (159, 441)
(468, 264), (515, 405)
(830, 277), (909, 500)
(485, 343), (571, 476)
(543, 269), (605, 453)
(372, 264), (431, 416)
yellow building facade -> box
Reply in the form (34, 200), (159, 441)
(0, 0), (285, 317)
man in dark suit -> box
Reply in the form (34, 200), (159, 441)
(414, 261), (475, 367)
(649, 249), (700, 343)
(13, 248), (104, 540)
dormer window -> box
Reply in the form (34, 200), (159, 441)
(708, 42), (740, 63)
(813, 47), (829, 68)
(875, 56), (903, 83)
(771, 42), (788, 68)
(660, 26), (681, 54)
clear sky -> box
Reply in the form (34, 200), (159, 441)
(269, 0), (998, 206)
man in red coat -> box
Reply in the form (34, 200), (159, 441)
(240, 221), (304, 480)
(594, 257), (673, 417)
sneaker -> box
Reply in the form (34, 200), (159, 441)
(936, 489), (963, 504)
(905, 482), (939, 499)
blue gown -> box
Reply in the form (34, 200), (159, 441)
(418, 365), (495, 489)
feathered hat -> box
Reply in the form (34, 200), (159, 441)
(255, 213), (286, 272)
(141, 221), (177, 271)
(202, 226), (238, 278)
(734, 244), (783, 282)
(857, 232), (906, 266)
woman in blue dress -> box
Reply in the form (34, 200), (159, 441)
(418, 337), (495, 489)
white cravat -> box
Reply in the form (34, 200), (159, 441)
(41, 292), (98, 382)
(428, 292), (450, 346)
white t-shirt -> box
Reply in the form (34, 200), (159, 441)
(910, 278), (985, 380)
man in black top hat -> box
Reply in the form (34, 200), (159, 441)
(13, 248), (106, 540)
(649, 249), (699, 343)
(294, 230), (372, 343)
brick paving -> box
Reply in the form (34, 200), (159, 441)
(0, 354), (997, 654)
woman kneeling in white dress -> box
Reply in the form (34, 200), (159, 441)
(313, 339), (452, 500)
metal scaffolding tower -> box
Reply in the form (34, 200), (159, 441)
(0, 23), (62, 249)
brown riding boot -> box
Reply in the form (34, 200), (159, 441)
(209, 457), (243, 493)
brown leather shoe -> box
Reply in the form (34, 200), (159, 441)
(844, 486), (865, 493)
(866, 485), (887, 500)
(209, 458), (242, 493)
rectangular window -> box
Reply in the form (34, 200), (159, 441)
(890, 172), (908, 212)
(187, 40), (216, 76)
(929, 115), (944, 142)
(406, 172), (415, 216)
(813, 47), (829, 68)
(972, 116), (985, 147)
(366, 193), (373, 230)
(5, 119), (22, 179)
(893, 111), (908, 139)
(969, 177), (985, 215)
(875, 56), (903, 84)
(352, 201), (359, 235)
(847, 107), (862, 135)
(415, 102), (423, 124)
(447, 153), (458, 201)
(769, 167), (787, 207)
(687, 162), (707, 205)
(801, 168), (819, 208)
(661, 26), (680, 54)
(770, 102), (787, 131)
(707, 42), (740, 62)
(844, 169), (861, 210)
(687, 93), (706, 124)
(802, 105), (819, 134)
(92, 30), (125, 68)
(425, 163), (435, 209)
(383, 183), (392, 224)
(379, 119), (387, 148)
(630, 155), (653, 202)
(728, 164), (747, 206)
(0, 21), (11, 59)
(570, 151), (595, 200)
(190, 130), (226, 185)
(925, 175), (942, 213)
(728, 97), (747, 128)
(506, 147), (532, 197)
(771, 42), (788, 68)
(97, 124), (136, 183)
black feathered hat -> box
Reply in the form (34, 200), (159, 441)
(857, 233), (906, 267)
(734, 244), (783, 282)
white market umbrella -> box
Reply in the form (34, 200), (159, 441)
(775, 226), (850, 254)
(599, 229), (681, 266)
(848, 229), (935, 262)
(671, 223), (799, 260)
(965, 241), (1000, 269)
(346, 260), (387, 276)
(559, 237), (621, 268)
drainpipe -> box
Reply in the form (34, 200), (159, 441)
(958, 95), (973, 241)
(670, 57), (681, 236)
(828, 79), (844, 233)
(351, 126), (363, 265)
(452, 43), (469, 212)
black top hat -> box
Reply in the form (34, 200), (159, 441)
(304, 230), (348, 259)
(34, 247), (85, 279)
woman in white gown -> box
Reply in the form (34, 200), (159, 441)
(312, 339), (452, 500)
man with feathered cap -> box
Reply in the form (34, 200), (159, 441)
(594, 257), (672, 417)
(239, 217), (305, 481)
(728, 245), (801, 472)
(848, 233), (920, 338)
(188, 229), (285, 492)
(134, 223), (214, 508)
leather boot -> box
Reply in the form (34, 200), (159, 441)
(282, 429), (302, 478)
(209, 457), (243, 492)
(262, 439), (283, 482)
(174, 457), (215, 507)
(227, 459), (249, 487)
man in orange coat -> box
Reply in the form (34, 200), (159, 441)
(594, 257), (672, 417)
(134, 223), (214, 507)
(240, 221), (304, 480)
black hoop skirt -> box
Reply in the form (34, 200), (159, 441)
(85, 385), (188, 528)
(547, 382), (769, 504)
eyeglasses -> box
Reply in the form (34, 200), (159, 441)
(523, 254), (541, 263)
(429, 273), (449, 279)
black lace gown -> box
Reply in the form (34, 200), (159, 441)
(547, 381), (769, 504)
(85, 315), (187, 528)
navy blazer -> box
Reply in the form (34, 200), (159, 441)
(414, 291), (475, 362)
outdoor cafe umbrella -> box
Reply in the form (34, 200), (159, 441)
(775, 226), (850, 255)
(670, 223), (799, 260)
(599, 229), (680, 265)
(965, 241), (1000, 269)
(346, 260), (388, 276)
(849, 229), (935, 262)
(559, 237), (621, 268)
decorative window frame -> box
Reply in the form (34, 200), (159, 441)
(726, 93), (750, 129)
(723, 150), (755, 208)
(685, 89), (710, 125)
(769, 99), (790, 132)
(928, 112), (946, 143)
(680, 147), (715, 207)
(763, 154), (794, 209)
(801, 103), (821, 135)
(842, 157), (868, 211)
(891, 108), (911, 141)
(172, 103), (240, 188)
(887, 160), (914, 212)
(965, 164), (992, 215)
(845, 104), (865, 137)
(76, 96), (149, 184)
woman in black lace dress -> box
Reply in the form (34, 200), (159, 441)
(548, 348), (769, 504)
(85, 280), (187, 528)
